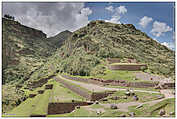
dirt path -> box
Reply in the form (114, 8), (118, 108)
(58, 75), (160, 94)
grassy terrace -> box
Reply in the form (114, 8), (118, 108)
(30, 90), (51, 116)
(65, 70), (153, 83)
(58, 75), (92, 94)
(50, 80), (86, 103)
(128, 98), (175, 117)
(3, 79), (54, 117)
(47, 103), (126, 117)
(101, 90), (163, 104)
(3, 90), (51, 117)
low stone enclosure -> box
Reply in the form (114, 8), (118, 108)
(61, 75), (174, 89)
(48, 102), (93, 115)
(109, 64), (148, 71)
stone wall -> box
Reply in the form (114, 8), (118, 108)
(109, 64), (147, 71)
(90, 92), (110, 101)
(61, 75), (158, 88)
(28, 74), (56, 89)
(56, 77), (91, 100)
(107, 58), (121, 64)
(48, 102), (93, 115)
(56, 77), (110, 101)
(45, 84), (53, 89)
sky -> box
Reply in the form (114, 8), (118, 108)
(2, 2), (175, 50)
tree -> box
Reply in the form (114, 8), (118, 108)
(4, 14), (15, 21)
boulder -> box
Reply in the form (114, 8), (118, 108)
(120, 114), (126, 117)
(169, 111), (175, 115)
(156, 95), (164, 99)
(159, 109), (165, 116)
(110, 104), (118, 109)
(102, 98), (108, 101)
(135, 104), (143, 109)
(133, 95), (139, 101)
(122, 96), (127, 99)
(76, 106), (80, 109)
(95, 101), (99, 104)
(125, 91), (131, 96)
(129, 112), (135, 117)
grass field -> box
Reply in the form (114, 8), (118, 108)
(50, 80), (86, 102)
(128, 98), (175, 117)
(101, 90), (163, 103)
(3, 93), (47, 117)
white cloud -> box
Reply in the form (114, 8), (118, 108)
(105, 16), (121, 24)
(139, 16), (153, 28)
(105, 6), (114, 12)
(105, 5), (127, 24)
(2, 3), (92, 37)
(115, 6), (127, 14)
(161, 42), (175, 50)
(151, 21), (172, 37)
(81, 7), (92, 16)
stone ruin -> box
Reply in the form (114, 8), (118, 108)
(45, 84), (53, 89)
(38, 90), (45, 94)
(29, 94), (37, 98)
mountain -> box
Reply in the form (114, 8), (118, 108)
(46, 30), (72, 48)
(55, 20), (175, 77)
(2, 18), (56, 84)
(2, 19), (175, 113)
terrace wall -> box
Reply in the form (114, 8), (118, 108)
(107, 58), (121, 64)
(28, 74), (56, 88)
(61, 75), (158, 88)
(56, 78), (91, 100)
(109, 64), (147, 71)
(48, 102), (93, 115)
(56, 77), (110, 101)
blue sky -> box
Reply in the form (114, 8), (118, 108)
(85, 2), (175, 50)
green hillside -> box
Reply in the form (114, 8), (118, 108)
(55, 20), (175, 77)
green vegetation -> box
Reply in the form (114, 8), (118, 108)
(56, 20), (174, 78)
(50, 80), (86, 102)
(3, 94), (44, 117)
(59, 75), (92, 94)
(128, 98), (175, 117)
(31, 90), (51, 116)
(101, 90), (163, 103)
(2, 18), (175, 117)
